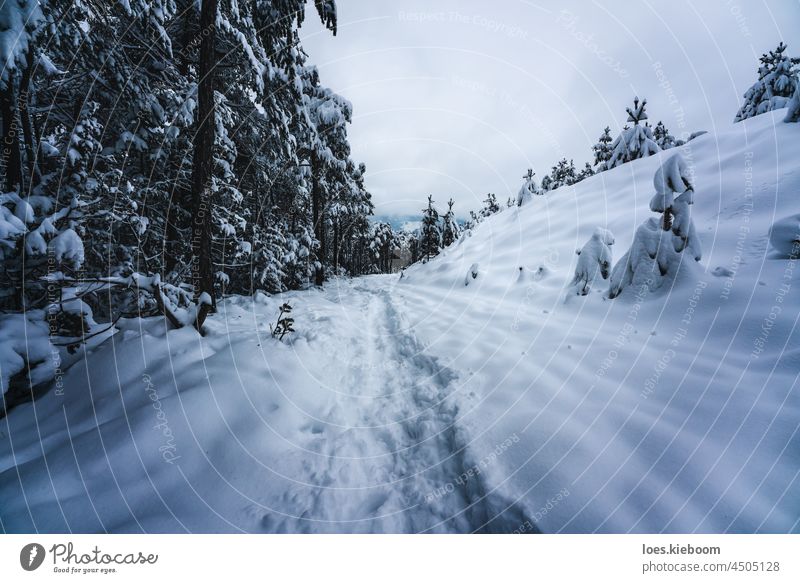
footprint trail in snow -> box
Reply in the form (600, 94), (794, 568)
(262, 278), (534, 533)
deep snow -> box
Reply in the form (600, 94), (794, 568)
(1, 110), (798, 533)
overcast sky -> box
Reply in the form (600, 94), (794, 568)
(301, 1), (799, 217)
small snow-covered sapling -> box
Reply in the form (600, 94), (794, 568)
(608, 153), (702, 299)
(465, 263), (480, 286)
(570, 228), (614, 295)
(649, 153), (699, 257)
(270, 302), (295, 341)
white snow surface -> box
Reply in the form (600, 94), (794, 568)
(1, 111), (798, 533)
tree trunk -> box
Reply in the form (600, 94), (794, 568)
(1, 80), (23, 194)
(168, 0), (195, 274)
(662, 208), (672, 231)
(164, 186), (186, 276)
(189, 0), (217, 331)
(332, 218), (339, 273)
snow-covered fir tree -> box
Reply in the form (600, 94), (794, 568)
(369, 222), (397, 273)
(592, 126), (614, 171)
(606, 98), (660, 170)
(0, 0), (380, 403)
(517, 169), (539, 206)
(653, 121), (676, 150)
(419, 195), (442, 261)
(441, 198), (461, 247)
(548, 159), (578, 190)
(735, 42), (799, 122)
(609, 153), (700, 298)
(480, 193), (501, 218)
(785, 81), (800, 123)
(576, 162), (595, 183)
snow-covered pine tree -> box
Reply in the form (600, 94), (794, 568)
(462, 209), (481, 232)
(735, 42), (799, 122)
(548, 159), (578, 190)
(606, 98), (660, 170)
(592, 126), (613, 171)
(441, 198), (461, 247)
(409, 233), (420, 264)
(517, 169), (539, 206)
(2, 1), (366, 311)
(419, 195), (442, 261)
(609, 153), (700, 298)
(0, 0), (46, 196)
(480, 193), (500, 217)
(653, 121), (676, 150)
(785, 79), (800, 123)
(369, 222), (397, 273)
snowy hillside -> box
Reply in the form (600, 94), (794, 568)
(1, 111), (798, 533)
(395, 109), (800, 532)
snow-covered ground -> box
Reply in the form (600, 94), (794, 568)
(1, 111), (798, 533)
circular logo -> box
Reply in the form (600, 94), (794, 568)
(20, 543), (46, 571)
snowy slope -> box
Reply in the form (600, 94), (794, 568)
(394, 110), (800, 533)
(1, 111), (798, 533)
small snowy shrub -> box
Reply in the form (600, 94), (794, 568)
(609, 153), (700, 298)
(517, 169), (539, 207)
(270, 303), (295, 341)
(570, 228), (614, 295)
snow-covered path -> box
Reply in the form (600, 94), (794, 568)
(0, 277), (533, 533)
(260, 279), (533, 532)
